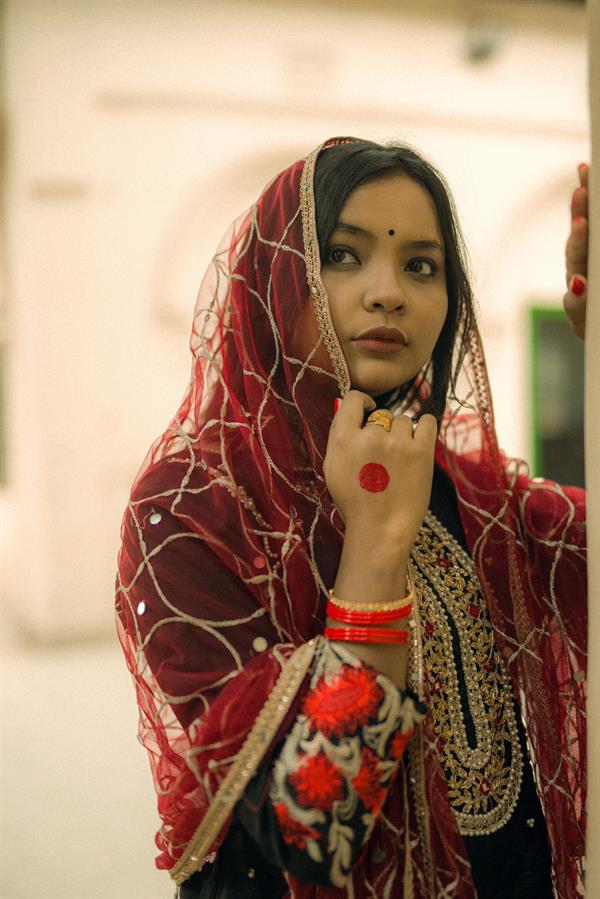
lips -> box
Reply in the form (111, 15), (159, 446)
(352, 326), (408, 354)
(354, 326), (407, 345)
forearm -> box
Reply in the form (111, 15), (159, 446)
(327, 523), (412, 688)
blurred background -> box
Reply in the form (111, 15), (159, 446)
(0, 0), (589, 896)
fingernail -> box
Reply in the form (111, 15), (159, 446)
(333, 398), (341, 415)
(571, 275), (586, 297)
(578, 163), (588, 175)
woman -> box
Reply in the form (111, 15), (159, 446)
(115, 138), (588, 898)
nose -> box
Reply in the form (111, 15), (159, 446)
(363, 265), (406, 313)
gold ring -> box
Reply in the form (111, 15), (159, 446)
(366, 409), (393, 432)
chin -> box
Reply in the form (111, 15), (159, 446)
(350, 368), (411, 396)
(350, 380), (403, 398)
(349, 361), (424, 399)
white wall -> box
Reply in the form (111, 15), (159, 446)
(2, 0), (589, 642)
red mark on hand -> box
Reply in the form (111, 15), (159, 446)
(358, 463), (390, 493)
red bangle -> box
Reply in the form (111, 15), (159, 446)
(324, 626), (409, 645)
(326, 601), (412, 625)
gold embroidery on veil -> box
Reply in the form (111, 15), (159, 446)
(300, 141), (352, 396)
(171, 640), (318, 885)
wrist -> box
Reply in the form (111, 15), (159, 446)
(343, 520), (413, 567)
(336, 528), (413, 606)
(325, 629), (410, 687)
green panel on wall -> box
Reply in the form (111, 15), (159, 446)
(529, 306), (584, 487)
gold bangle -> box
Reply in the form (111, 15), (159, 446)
(328, 571), (414, 612)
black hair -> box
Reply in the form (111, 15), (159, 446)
(313, 139), (476, 420)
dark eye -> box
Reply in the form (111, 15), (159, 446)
(406, 258), (437, 277)
(324, 246), (359, 265)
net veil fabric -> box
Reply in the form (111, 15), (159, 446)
(115, 138), (586, 897)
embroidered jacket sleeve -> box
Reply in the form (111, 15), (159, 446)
(235, 639), (426, 888)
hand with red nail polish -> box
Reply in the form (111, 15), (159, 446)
(564, 163), (589, 340)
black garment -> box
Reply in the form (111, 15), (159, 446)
(178, 818), (287, 899)
(430, 464), (554, 899)
(181, 464), (554, 897)
(463, 759), (554, 899)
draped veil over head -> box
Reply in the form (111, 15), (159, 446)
(116, 138), (586, 897)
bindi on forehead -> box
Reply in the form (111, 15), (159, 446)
(388, 229), (395, 236)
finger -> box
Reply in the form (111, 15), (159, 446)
(571, 186), (588, 220)
(389, 412), (414, 438)
(578, 162), (589, 190)
(571, 187), (588, 218)
(411, 413), (438, 450)
(565, 217), (588, 283)
(336, 390), (377, 430)
(564, 275), (587, 340)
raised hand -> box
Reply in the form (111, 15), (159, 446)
(324, 390), (437, 550)
(564, 163), (589, 340)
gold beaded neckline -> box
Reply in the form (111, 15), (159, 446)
(411, 511), (524, 837)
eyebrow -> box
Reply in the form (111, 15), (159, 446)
(333, 221), (445, 255)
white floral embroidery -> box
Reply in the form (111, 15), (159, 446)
(270, 639), (426, 887)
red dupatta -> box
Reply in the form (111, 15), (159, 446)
(115, 139), (586, 897)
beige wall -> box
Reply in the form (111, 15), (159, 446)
(2, 0), (589, 641)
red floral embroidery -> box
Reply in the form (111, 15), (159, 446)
(289, 752), (345, 811)
(272, 802), (321, 848)
(302, 666), (384, 738)
(390, 727), (414, 759)
(352, 747), (386, 814)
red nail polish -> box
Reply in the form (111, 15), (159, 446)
(571, 276), (585, 297)
(572, 216), (585, 224)
(333, 398), (341, 415)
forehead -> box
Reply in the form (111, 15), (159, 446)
(337, 174), (442, 238)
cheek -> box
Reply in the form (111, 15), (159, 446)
(440, 298), (449, 331)
(320, 276), (351, 347)
(321, 275), (356, 337)
(431, 293), (449, 340)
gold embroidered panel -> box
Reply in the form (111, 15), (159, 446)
(411, 512), (523, 837)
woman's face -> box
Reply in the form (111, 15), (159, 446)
(315, 174), (448, 397)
